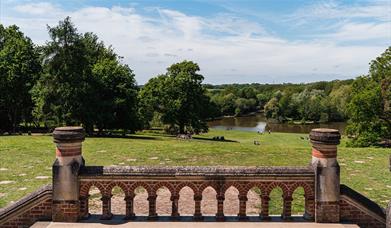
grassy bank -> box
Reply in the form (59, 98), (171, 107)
(0, 129), (390, 214)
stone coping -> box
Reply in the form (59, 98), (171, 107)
(340, 184), (385, 220)
(0, 185), (52, 221)
(79, 166), (314, 177)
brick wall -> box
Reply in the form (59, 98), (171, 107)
(0, 185), (52, 228)
(340, 185), (386, 228)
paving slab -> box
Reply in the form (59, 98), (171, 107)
(33, 221), (358, 228)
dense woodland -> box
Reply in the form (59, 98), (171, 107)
(0, 17), (390, 147)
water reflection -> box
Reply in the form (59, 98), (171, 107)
(208, 113), (346, 134)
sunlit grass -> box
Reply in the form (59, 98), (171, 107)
(0, 129), (389, 213)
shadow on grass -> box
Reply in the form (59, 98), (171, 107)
(88, 134), (158, 140)
(192, 136), (238, 143)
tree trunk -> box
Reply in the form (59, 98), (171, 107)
(179, 123), (185, 134)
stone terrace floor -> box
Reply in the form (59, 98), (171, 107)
(32, 221), (359, 228)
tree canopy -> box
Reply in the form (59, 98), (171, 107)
(32, 17), (139, 133)
(139, 61), (214, 134)
(0, 24), (41, 132)
(346, 47), (391, 146)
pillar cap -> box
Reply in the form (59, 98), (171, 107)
(310, 128), (340, 145)
(53, 126), (85, 143)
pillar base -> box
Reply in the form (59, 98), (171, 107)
(52, 200), (80, 222)
(315, 201), (340, 223)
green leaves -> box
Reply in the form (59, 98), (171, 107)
(139, 61), (212, 134)
(32, 17), (139, 133)
(346, 47), (391, 147)
(0, 24), (41, 132)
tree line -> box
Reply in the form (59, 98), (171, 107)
(0, 17), (389, 146)
(0, 17), (212, 135)
(206, 50), (390, 146)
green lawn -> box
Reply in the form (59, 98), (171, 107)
(0, 129), (390, 214)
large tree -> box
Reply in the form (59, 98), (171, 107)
(139, 61), (213, 134)
(33, 17), (139, 133)
(346, 47), (391, 146)
(0, 24), (41, 132)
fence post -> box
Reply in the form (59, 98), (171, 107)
(310, 128), (341, 223)
(52, 126), (85, 222)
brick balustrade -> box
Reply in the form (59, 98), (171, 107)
(0, 127), (388, 228)
(78, 166), (315, 221)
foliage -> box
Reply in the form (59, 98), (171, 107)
(32, 17), (139, 133)
(346, 47), (391, 146)
(0, 24), (41, 132)
(207, 80), (353, 121)
(139, 61), (214, 134)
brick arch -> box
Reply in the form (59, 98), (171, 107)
(265, 182), (290, 197)
(289, 182), (314, 198)
(175, 182), (198, 196)
(199, 183), (219, 195)
(107, 181), (130, 197)
(151, 182), (175, 195)
(222, 182), (242, 194)
(80, 181), (105, 197)
(245, 182), (268, 196)
(130, 182), (153, 195)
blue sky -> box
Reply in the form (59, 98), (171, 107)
(1, 0), (390, 84)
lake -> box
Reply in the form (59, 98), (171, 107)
(208, 113), (346, 134)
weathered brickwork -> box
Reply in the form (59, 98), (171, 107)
(1, 199), (51, 228)
(78, 174), (315, 220)
(0, 185), (52, 228)
(340, 199), (385, 228)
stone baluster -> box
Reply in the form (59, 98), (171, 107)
(282, 194), (293, 220)
(238, 195), (248, 220)
(260, 195), (271, 220)
(194, 194), (203, 220)
(171, 195), (180, 219)
(147, 194), (158, 220)
(310, 128), (341, 223)
(216, 195), (225, 221)
(52, 126), (85, 222)
(79, 195), (89, 219)
(100, 195), (112, 220)
(124, 194), (135, 220)
(304, 195), (315, 220)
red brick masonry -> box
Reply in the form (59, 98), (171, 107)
(0, 172), (387, 228)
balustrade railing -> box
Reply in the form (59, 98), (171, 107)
(78, 166), (315, 221)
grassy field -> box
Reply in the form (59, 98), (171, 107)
(0, 129), (390, 215)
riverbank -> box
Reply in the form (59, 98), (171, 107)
(1, 129), (389, 211)
(208, 113), (346, 134)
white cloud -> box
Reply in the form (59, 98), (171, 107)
(289, 0), (391, 22)
(2, 2), (390, 84)
(14, 2), (62, 16)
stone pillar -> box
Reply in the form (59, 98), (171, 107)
(260, 195), (270, 220)
(170, 195), (180, 219)
(282, 195), (293, 220)
(147, 195), (158, 220)
(124, 195), (135, 220)
(52, 126), (85, 222)
(101, 195), (113, 220)
(194, 195), (203, 220)
(79, 195), (89, 219)
(216, 195), (225, 221)
(304, 195), (315, 220)
(310, 128), (341, 223)
(238, 195), (248, 220)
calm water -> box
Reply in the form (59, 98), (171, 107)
(208, 113), (346, 134)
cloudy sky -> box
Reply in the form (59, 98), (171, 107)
(1, 0), (390, 84)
